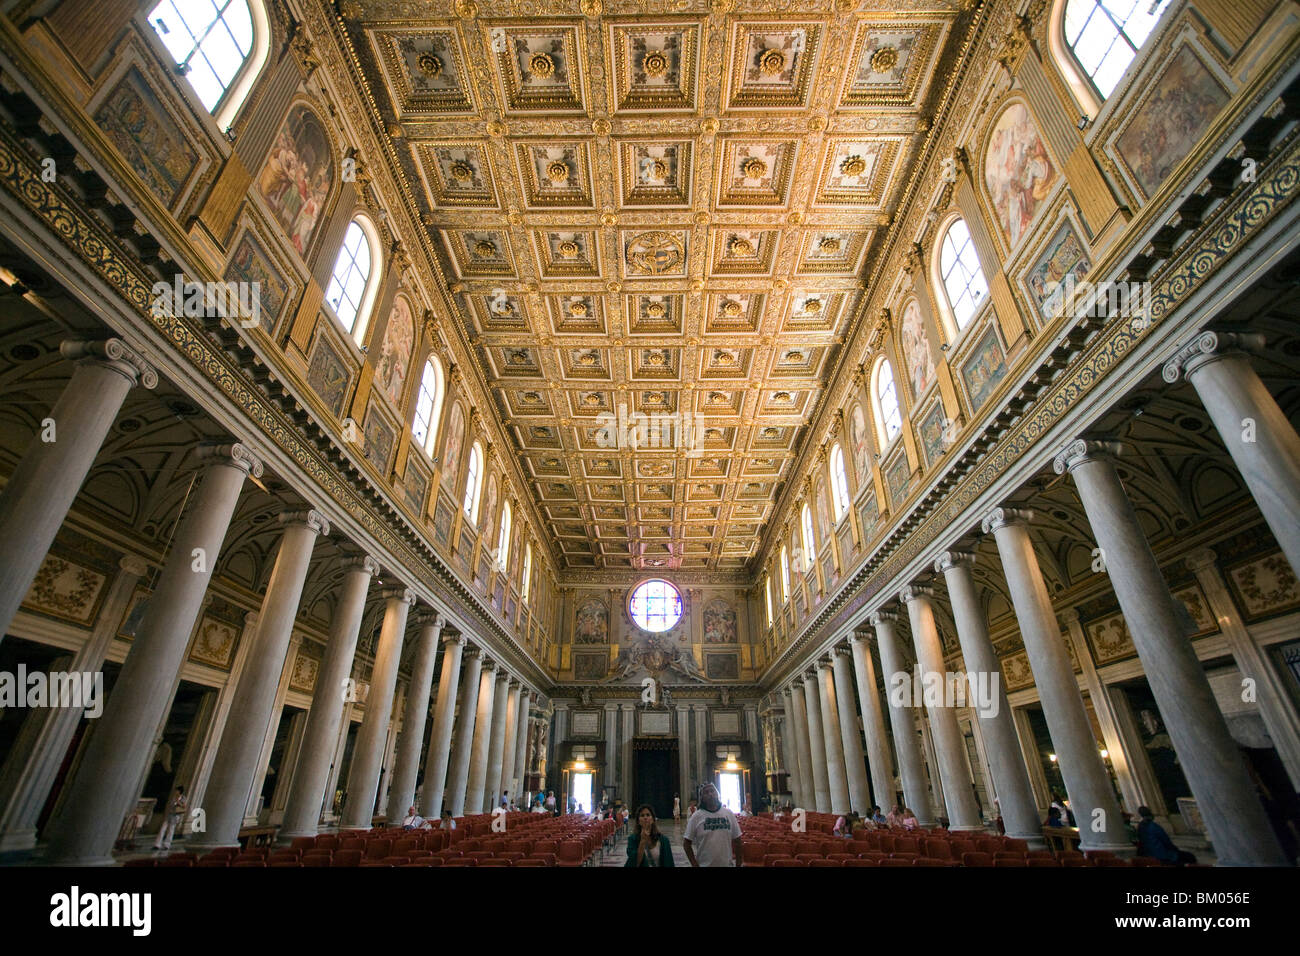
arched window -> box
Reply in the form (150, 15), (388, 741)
(325, 218), (381, 343)
(463, 443), (483, 523)
(872, 357), (903, 446)
(830, 444), (851, 522)
(520, 542), (533, 605)
(496, 501), (513, 573)
(763, 576), (773, 627)
(148, 0), (270, 127)
(939, 218), (988, 333)
(1063, 0), (1168, 101)
(779, 545), (791, 603)
(412, 356), (446, 454)
(800, 502), (816, 572)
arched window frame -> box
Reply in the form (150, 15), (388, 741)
(463, 442), (483, 523)
(779, 545), (791, 604)
(763, 575), (773, 628)
(324, 214), (382, 346)
(800, 502), (816, 572)
(411, 355), (446, 455)
(931, 214), (990, 343)
(146, 0), (272, 130)
(520, 542), (533, 605)
(830, 443), (851, 522)
(496, 501), (513, 573)
(1049, 0), (1171, 120)
(870, 355), (904, 448)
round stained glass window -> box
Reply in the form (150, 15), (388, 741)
(628, 579), (683, 633)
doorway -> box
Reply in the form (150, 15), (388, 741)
(572, 772), (593, 814)
(719, 772), (742, 813)
(632, 745), (677, 818)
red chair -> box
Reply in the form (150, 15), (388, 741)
(922, 839), (954, 861)
(876, 834), (896, 853)
(301, 852), (332, 867)
(1026, 858), (1061, 867)
(772, 858), (807, 867)
(365, 839), (393, 860)
(515, 859), (546, 867)
(339, 838), (365, 852)
(159, 858), (194, 867)
(528, 853), (557, 866)
(1026, 850), (1055, 862)
(961, 851), (993, 867)
(1094, 856), (1131, 867)
(809, 858), (843, 867)
(203, 847), (238, 861)
(480, 858), (511, 866)
(879, 858), (913, 867)
(495, 852), (524, 864)
(196, 858), (229, 867)
(232, 861), (266, 868)
(1131, 857), (1163, 867)
(442, 858), (476, 866)
(1060, 856), (1090, 867)
(763, 854), (793, 867)
(290, 837), (316, 852)
(315, 835), (340, 851)
(892, 836), (919, 855)
(913, 858), (947, 867)
(845, 858), (878, 867)
(556, 841), (586, 867)
(332, 849), (363, 867)
(533, 839), (558, 856)
(795, 853), (821, 863)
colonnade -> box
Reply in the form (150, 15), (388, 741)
(0, 337), (543, 861)
(775, 333), (1300, 866)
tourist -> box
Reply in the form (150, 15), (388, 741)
(401, 805), (430, 829)
(870, 805), (887, 826)
(683, 783), (743, 867)
(901, 808), (920, 829)
(1136, 806), (1197, 865)
(1045, 806), (1068, 828)
(673, 793), (681, 823)
(626, 804), (675, 867)
(439, 809), (456, 831)
(886, 804), (905, 827)
(545, 790), (557, 815)
(153, 786), (186, 850)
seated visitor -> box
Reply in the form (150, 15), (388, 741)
(901, 808), (919, 829)
(886, 804), (905, 827)
(1136, 806), (1197, 865)
(1044, 806), (1069, 828)
(439, 809), (456, 831)
(402, 805), (429, 829)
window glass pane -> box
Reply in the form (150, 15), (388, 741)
(1064, 0), (1170, 101)
(940, 219), (987, 331)
(629, 579), (683, 633)
(148, 0), (256, 114)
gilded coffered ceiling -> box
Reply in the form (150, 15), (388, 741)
(341, 0), (966, 574)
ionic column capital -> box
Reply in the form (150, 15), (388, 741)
(281, 509), (331, 536)
(869, 609), (898, 627)
(1184, 547), (1218, 573)
(816, 657), (834, 671)
(442, 631), (466, 648)
(344, 554), (381, 577)
(1162, 330), (1264, 383)
(897, 584), (934, 604)
(850, 629), (875, 647)
(981, 506), (1032, 534)
(832, 645), (854, 660)
(780, 686), (794, 699)
(383, 587), (417, 606)
(497, 671), (514, 686)
(480, 659), (497, 674)
(1053, 438), (1122, 475)
(934, 550), (975, 574)
(60, 338), (158, 389)
(196, 441), (265, 478)
(119, 553), (150, 577)
(1056, 607), (1081, 626)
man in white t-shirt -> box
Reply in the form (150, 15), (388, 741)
(683, 783), (743, 867)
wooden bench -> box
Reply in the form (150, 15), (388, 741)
(238, 825), (279, 849)
(1041, 826), (1081, 854)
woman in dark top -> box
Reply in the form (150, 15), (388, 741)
(625, 804), (675, 867)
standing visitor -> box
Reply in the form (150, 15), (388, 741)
(683, 783), (743, 868)
(626, 804), (675, 867)
(673, 793), (681, 823)
(153, 786), (186, 850)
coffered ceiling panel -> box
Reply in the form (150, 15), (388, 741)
(345, 0), (965, 574)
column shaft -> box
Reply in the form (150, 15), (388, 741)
(849, 635), (896, 811)
(817, 662), (851, 814)
(901, 586), (983, 830)
(484, 674), (512, 810)
(43, 446), (257, 864)
(937, 552), (1041, 844)
(464, 663), (498, 814)
(872, 611), (935, 824)
(445, 651), (483, 816)
(983, 508), (1128, 853)
(785, 686), (814, 811)
(386, 615), (443, 822)
(831, 648), (871, 815)
(801, 673), (832, 813)
(511, 688), (530, 801)
(418, 634), (465, 817)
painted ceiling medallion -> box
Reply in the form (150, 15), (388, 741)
(840, 154), (868, 176)
(721, 300), (744, 317)
(819, 236), (842, 254)
(557, 240), (580, 258)
(449, 160), (474, 182)
(474, 239), (497, 257)
(643, 49), (670, 77)
(758, 48), (787, 75)
(870, 46), (899, 73)
(741, 157), (768, 179)
(802, 297), (823, 314)
(645, 302), (666, 318)
(529, 51), (556, 78)
(546, 160), (570, 183)
(728, 237), (755, 257)
(625, 232), (685, 275)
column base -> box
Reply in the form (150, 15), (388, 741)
(948, 824), (986, 832)
(184, 839), (242, 852)
(1078, 837), (1136, 857)
(275, 828), (318, 844)
(338, 824), (373, 832)
(43, 853), (121, 867)
(1005, 829), (1048, 850)
(0, 829), (37, 852)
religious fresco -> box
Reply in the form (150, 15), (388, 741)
(573, 651), (609, 681)
(857, 486), (878, 542)
(900, 300), (935, 398)
(1116, 45), (1229, 199)
(440, 403), (465, 490)
(850, 403), (870, 484)
(960, 325), (1008, 412)
(375, 295), (415, 407)
(223, 232), (289, 333)
(1226, 552), (1300, 621)
(917, 402), (947, 467)
(21, 555), (108, 626)
(704, 651), (740, 680)
(306, 328), (350, 419)
(432, 497), (455, 547)
(363, 401), (396, 474)
(257, 104), (333, 257)
(404, 463), (429, 516)
(1026, 220), (1090, 319)
(884, 451), (910, 508)
(815, 476), (831, 539)
(94, 66), (198, 208)
(189, 616), (238, 669)
(574, 597), (609, 643)
(984, 101), (1057, 249)
(483, 474), (498, 536)
(702, 599), (738, 643)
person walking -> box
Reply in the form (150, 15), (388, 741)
(625, 804), (675, 867)
(683, 783), (743, 867)
(153, 786), (187, 850)
(673, 793), (681, 823)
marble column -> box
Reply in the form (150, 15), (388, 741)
(849, 632), (896, 812)
(419, 633), (465, 817)
(497, 682), (520, 808)
(0, 339), (157, 644)
(44, 444), (261, 865)
(676, 705), (691, 803)
(279, 556), (378, 839)
(871, 609), (934, 824)
(1056, 440), (1288, 865)
(620, 702), (636, 801)
(445, 648), (482, 816)
(900, 584), (983, 831)
(1164, 331), (1300, 574)
(0, 552), (147, 851)
(693, 705), (708, 791)
(816, 659), (851, 814)
(801, 671), (832, 812)
(190, 509), (329, 849)
(386, 613), (444, 822)
(511, 687), (530, 800)
(831, 646), (871, 815)
(464, 660), (498, 814)
(341, 588), (414, 828)
(784, 685), (813, 811)
(604, 703), (619, 795)
(982, 506), (1128, 853)
(936, 551), (1041, 844)
(484, 673), (513, 812)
